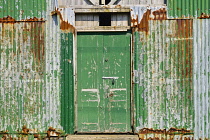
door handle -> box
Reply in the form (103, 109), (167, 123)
(102, 77), (119, 80)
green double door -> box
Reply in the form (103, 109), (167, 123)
(77, 32), (131, 133)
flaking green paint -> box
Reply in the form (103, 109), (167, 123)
(77, 32), (131, 132)
(0, 0), (46, 20)
(60, 33), (74, 134)
(168, 0), (210, 18)
(134, 20), (194, 131)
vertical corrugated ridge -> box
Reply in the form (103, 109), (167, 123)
(134, 15), (194, 131)
(60, 33), (74, 134)
(168, 0), (210, 19)
(0, 22), (47, 132)
(193, 19), (210, 139)
(0, 0), (46, 20)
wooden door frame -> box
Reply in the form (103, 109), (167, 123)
(74, 31), (134, 133)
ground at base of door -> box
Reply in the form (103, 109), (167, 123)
(66, 135), (139, 140)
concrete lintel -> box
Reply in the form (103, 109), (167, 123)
(76, 26), (130, 32)
(66, 135), (139, 140)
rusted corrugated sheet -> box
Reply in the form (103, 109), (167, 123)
(48, 3), (75, 134)
(132, 6), (194, 139)
(167, 0), (210, 19)
(0, 0), (75, 137)
(134, 19), (194, 130)
(131, 6), (167, 33)
(193, 19), (210, 139)
(132, 6), (210, 140)
(58, 0), (165, 7)
(51, 8), (75, 33)
(0, 22), (48, 133)
(0, 0), (46, 21)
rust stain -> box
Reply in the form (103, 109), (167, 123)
(0, 16), (45, 23)
(138, 9), (151, 33)
(167, 127), (192, 134)
(0, 16), (15, 23)
(138, 128), (193, 140)
(47, 127), (61, 137)
(28, 21), (45, 73)
(139, 128), (193, 135)
(198, 13), (210, 19)
(22, 125), (30, 134)
(51, 9), (75, 33)
(131, 8), (167, 34)
(139, 128), (166, 134)
(25, 17), (44, 22)
(176, 20), (193, 79)
(152, 8), (167, 20)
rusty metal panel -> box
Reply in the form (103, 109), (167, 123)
(131, 6), (167, 33)
(51, 8), (75, 33)
(48, 6), (75, 134)
(134, 19), (194, 130)
(0, 1), (75, 137)
(58, 0), (165, 7)
(132, 6), (210, 140)
(116, 0), (164, 5)
(168, 0), (210, 19)
(132, 5), (194, 136)
(193, 19), (210, 139)
(0, 22), (50, 133)
(0, 0), (46, 20)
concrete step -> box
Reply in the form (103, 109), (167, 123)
(66, 135), (139, 140)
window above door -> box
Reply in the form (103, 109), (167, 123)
(75, 13), (130, 32)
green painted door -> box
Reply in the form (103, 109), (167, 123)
(77, 32), (131, 133)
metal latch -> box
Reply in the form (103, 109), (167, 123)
(102, 77), (119, 85)
(102, 77), (119, 80)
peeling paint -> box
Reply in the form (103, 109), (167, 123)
(51, 8), (75, 33)
(168, 0), (210, 19)
(134, 19), (194, 132)
(131, 6), (167, 34)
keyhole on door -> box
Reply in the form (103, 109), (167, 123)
(112, 79), (115, 85)
(105, 59), (108, 62)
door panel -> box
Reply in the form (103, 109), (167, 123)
(77, 32), (131, 133)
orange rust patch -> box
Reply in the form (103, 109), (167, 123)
(47, 127), (61, 137)
(139, 128), (166, 134)
(176, 20), (193, 38)
(51, 9), (75, 33)
(132, 8), (167, 34)
(139, 128), (193, 135)
(176, 20), (193, 79)
(22, 125), (30, 134)
(152, 8), (167, 20)
(0, 16), (16, 23)
(25, 17), (44, 21)
(0, 16), (45, 23)
(198, 13), (210, 19)
(138, 9), (151, 33)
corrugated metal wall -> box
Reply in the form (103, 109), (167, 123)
(0, 0), (75, 136)
(0, 0), (210, 139)
(0, 0), (46, 20)
(168, 0), (210, 19)
(0, 22), (47, 132)
(193, 19), (210, 139)
(132, 6), (210, 139)
(58, 0), (165, 7)
(134, 19), (194, 130)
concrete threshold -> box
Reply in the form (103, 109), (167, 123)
(66, 135), (139, 140)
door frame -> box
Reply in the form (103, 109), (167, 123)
(74, 31), (134, 133)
